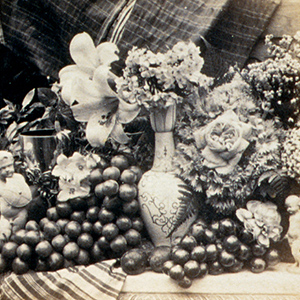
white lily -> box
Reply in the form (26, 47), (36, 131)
(59, 32), (140, 147)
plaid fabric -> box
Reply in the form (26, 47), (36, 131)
(0, 22), (5, 45)
(204, 0), (280, 68)
(1, 260), (126, 300)
(1, 0), (279, 79)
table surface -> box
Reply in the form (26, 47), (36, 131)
(119, 263), (300, 300)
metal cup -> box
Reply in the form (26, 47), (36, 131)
(20, 129), (56, 172)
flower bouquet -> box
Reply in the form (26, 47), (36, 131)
(175, 71), (284, 215)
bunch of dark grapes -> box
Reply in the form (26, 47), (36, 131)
(0, 154), (145, 274)
(89, 154), (144, 258)
(162, 218), (280, 288)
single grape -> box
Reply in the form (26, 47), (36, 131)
(98, 208), (115, 224)
(252, 244), (267, 257)
(238, 243), (251, 261)
(223, 235), (240, 253)
(102, 166), (121, 181)
(123, 229), (141, 247)
(219, 219), (236, 236)
(86, 206), (100, 223)
(97, 236), (111, 251)
(116, 216), (132, 232)
(205, 244), (218, 262)
(120, 169), (137, 184)
(209, 261), (224, 275)
(198, 262), (209, 277)
(183, 260), (200, 279)
(110, 155), (129, 172)
(190, 220), (207, 242)
(119, 184), (138, 202)
(169, 264), (185, 281)
(171, 248), (190, 265)
(265, 249), (280, 267)
(102, 223), (119, 241)
(227, 259), (244, 273)
(210, 221), (220, 235)
(203, 229), (217, 244)
(249, 258), (267, 273)
(178, 276), (193, 288)
(238, 228), (254, 244)
(89, 168), (103, 185)
(219, 250), (235, 268)
(180, 235), (197, 252)
(190, 245), (206, 263)
(162, 260), (175, 275)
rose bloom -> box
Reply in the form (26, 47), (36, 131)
(193, 110), (252, 175)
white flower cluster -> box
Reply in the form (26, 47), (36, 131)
(282, 126), (300, 182)
(242, 33), (300, 125)
(236, 200), (282, 248)
(116, 41), (212, 110)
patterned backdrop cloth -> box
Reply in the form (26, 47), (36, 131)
(0, 260), (126, 300)
(1, 0), (279, 79)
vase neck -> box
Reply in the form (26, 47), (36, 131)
(150, 104), (176, 132)
(152, 132), (175, 172)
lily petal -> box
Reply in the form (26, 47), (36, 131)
(69, 32), (99, 74)
(70, 77), (117, 122)
(96, 42), (119, 66)
(93, 65), (118, 97)
(59, 65), (89, 83)
(59, 65), (90, 105)
(86, 113), (117, 147)
(60, 79), (74, 106)
(110, 121), (130, 144)
(118, 98), (141, 124)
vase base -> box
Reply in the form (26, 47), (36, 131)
(138, 170), (198, 247)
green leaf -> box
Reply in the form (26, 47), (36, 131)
(37, 88), (58, 107)
(21, 89), (36, 111)
(5, 121), (18, 141)
(167, 183), (198, 238)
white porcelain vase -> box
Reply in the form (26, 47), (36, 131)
(138, 104), (198, 246)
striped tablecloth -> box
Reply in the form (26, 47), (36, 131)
(0, 260), (126, 300)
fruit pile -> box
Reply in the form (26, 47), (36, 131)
(0, 154), (145, 274)
(119, 217), (281, 289)
(161, 218), (280, 288)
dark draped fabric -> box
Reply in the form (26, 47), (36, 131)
(1, 0), (279, 105)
